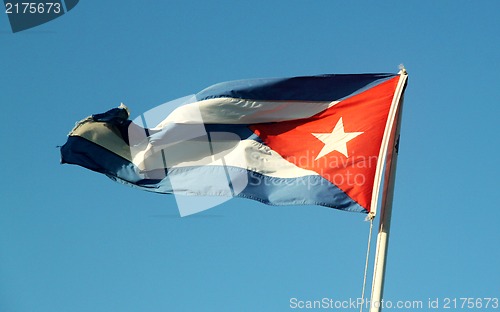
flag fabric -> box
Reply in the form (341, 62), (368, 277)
(61, 72), (408, 214)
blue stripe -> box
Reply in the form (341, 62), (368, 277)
(61, 136), (149, 184)
(142, 123), (260, 149)
(196, 74), (396, 102)
(61, 136), (365, 213)
(240, 171), (365, 212)
(204, 124), (260, 141)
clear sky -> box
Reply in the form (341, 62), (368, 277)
(1, 1), (499, 311)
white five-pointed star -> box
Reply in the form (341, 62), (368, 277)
(312, 117), (364, 160)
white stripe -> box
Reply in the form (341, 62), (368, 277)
(153, 97), (339, 128)
(133, 138), (319, 179)
(70, 118), (132, 161)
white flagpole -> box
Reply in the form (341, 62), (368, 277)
(369, 70), (408, 312)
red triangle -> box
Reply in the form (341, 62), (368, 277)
(250, 77), (400, 211)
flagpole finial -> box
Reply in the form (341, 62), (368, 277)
(398, 64), (407, 75)
(365, 211), (376, 221)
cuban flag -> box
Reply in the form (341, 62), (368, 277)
(61, 72), (408, 216)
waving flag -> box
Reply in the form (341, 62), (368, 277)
(61, 72), (408, 216)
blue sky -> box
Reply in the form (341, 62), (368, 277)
(1, 1), (499, 311)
